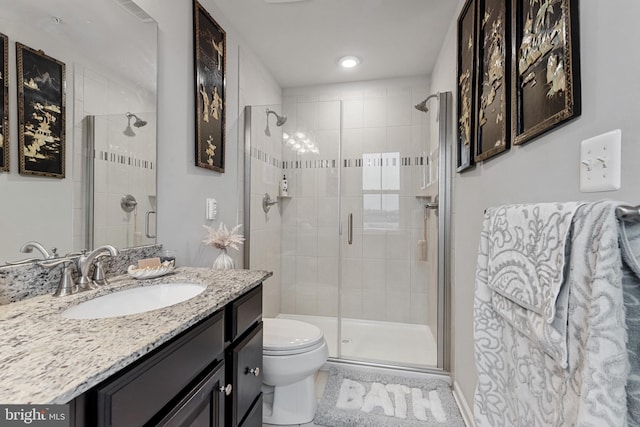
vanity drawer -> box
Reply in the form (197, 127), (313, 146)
(226, 285), (262, 341)
(96, 310), (225, 427)
(227, 322), (263, 426)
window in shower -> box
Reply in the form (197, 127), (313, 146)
(363, 152), (400, 231)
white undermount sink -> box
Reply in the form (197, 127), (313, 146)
(62, 282), (207, 319)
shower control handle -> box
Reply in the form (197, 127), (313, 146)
(219, 384), (232, 396)
(248, 367), (260, 377)
(348, 213), (353, 245)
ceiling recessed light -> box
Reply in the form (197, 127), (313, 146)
(339, 56), (360, 69)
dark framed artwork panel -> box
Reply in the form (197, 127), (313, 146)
(511, 0), (580, 145)
(0, 33), (8, 172)
(475, 0), (509, 162)
(456, 0), (477, 172)
(17, 43), (66, 178)
(194, 0), (226, 173)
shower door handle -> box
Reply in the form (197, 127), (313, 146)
(347, 213), (353, 245)
(145, 210), (157, 239)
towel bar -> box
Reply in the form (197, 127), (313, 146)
(616, 205), (640, 222)
(484, 205), (640, 221)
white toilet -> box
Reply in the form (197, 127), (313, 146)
(262, 318), (328, 425)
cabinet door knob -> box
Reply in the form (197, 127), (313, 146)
(219, 384), (232, 395)
(248, 367), (260, 377)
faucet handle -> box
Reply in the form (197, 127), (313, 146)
(92, 253), (112, 286)
(40, 259), (78, 297)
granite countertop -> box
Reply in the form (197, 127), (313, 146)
(0, 267), (272, 404)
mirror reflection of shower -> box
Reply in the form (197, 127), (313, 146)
(123, 112), (148, 137)
(264, 108), (287, 136)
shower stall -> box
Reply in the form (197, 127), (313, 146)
(244, 88), (451, 373)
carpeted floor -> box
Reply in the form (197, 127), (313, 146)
(314, 367), (465, 427)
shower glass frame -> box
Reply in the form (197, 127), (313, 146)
(242, 93), (452, 374)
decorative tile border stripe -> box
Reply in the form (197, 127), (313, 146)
(344, 156), (423, 168)
(96, 150), (154, 170)
(257, 153), (426, 170)
(251, 147), (282, 168)
(283, 159), (338, 169)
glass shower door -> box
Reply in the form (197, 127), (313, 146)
(337, 92), (449, 369)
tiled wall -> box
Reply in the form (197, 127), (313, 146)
(246, 105), (283, 318)
(281, 77), (436, 325)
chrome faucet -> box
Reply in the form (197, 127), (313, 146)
(75, 245), (119, 289)
(19, 241), (58, 259)
(6, 241), (59, 265)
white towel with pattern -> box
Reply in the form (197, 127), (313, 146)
(474, 201), (629, 426)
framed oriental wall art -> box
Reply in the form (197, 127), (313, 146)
(194, 0), (226, 172)
(17, 43), (66, 178)
(456, 0), (477, 172)
(0, 33), (8, 172)
(475, 0), (510, 162)
(511, 0), (580, 145)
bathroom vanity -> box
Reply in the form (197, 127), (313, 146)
(0, 267), (270, 427)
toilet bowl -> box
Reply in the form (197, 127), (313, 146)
(262, 318), (328, 425)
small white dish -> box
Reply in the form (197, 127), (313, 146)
(127, 260), (175, 280)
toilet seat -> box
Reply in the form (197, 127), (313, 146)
(263, 318), (325, 356)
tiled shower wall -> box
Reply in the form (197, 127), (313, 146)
(247, 105), (284, 319)
(281, 77), (435, 325)
(238, 45), (284, 318)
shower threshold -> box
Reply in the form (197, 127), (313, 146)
(277, 313), (437, 367)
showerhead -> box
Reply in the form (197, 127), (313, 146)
(265, 108), (287, 136)
(414, 93), (439, 113)
(414, 100), (430, 113)
(126, 112), (147, 128)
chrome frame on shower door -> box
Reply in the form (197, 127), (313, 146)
(437, 92), (452, 371)
(243, 95), (454, 375)
(243, 106), (252, 267)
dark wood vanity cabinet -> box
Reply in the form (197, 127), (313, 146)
(70, 284), (263, 427)
(226, 285), (263, 427)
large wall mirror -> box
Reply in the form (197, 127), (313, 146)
(0, 0), (157, 263)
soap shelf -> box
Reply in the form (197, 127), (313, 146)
(277, 195), (291, 199)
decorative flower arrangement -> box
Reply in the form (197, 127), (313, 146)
(203, 223), (244, 269)
(203, 222), (245, 250)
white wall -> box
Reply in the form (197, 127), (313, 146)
(137, 0), (282, 272)
(431, 0), (640, 408)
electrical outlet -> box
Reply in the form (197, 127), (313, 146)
(579, 129), (621, 193)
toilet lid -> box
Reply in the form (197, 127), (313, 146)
(263, 318), (324, 352)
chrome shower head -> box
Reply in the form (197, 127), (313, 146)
(414, 93), (439, 113)
(265, 108), (287, 136)
(126, 112), (147, 128)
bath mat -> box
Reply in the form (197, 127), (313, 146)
(314, 367), (465, 427)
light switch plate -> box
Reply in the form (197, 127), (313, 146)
(580, 129), (621, 192)
(205, 198), (217, 220)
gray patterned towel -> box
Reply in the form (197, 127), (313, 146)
(620, 220), (640, 425)
(475, 201), (629, 427)
(484, 202), (583, 366)
(486, 202), (582, 319)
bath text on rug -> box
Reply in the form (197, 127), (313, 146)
(335, 379), (447, 422)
